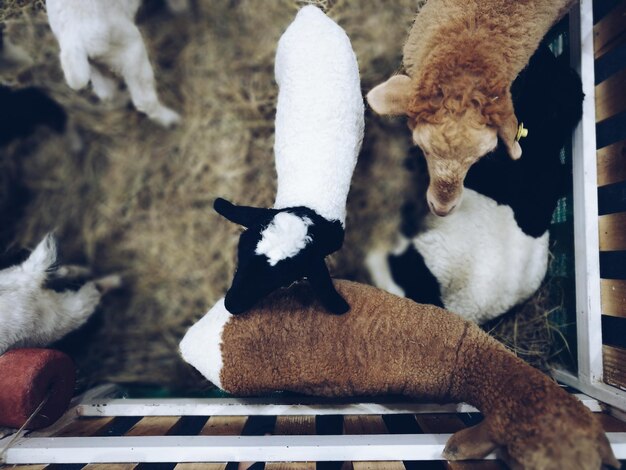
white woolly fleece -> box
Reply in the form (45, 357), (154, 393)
(46, 0), (142, 90)
(368, 189), (549, 324)
(0, 235), (106, 355)
(256, 213), (312, 266)
(179, 298), (232, 390)
(413, 189), (549, 324)
(46, 0), (180, 127)
(365, 243), (408, 298)
(273, 6), (365, 226)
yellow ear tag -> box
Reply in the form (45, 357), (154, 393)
(516, 123), (528, 141)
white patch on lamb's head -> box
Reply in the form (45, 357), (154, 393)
(255, 212), (313, 266)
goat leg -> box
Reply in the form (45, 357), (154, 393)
(307, 258), (349, 314)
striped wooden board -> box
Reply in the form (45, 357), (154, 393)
(601, 279), (626, 317)
(604, 345), (626, 389)
(599, 212), (626, 251)
(595, 67), (626, 123)
(594, 0), (626, 59)
(597, 139), (626, 187)
(595, 0), (626, 395)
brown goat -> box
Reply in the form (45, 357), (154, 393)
(180, 280), (619, 470)
(367, 0), (574, 216)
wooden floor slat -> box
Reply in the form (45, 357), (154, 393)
(265, 463), (316, 470)
(344, 415), (388, 434)
(174, 464), (227, 470)
(414, 414), (467, 434)
(200, 416), (247, 436)
(125, 416), (181, 437)
(82, 465), (138, 470)
(274, 416), (316, 435)
(351, 463), (405, 470)
(54, 417), (114, 437)
(447, 463), (506, 470)
(344, 416), (405, 470)
(2, 466), (48, 470)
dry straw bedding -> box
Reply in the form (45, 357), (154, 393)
(1, 0), (566, 391)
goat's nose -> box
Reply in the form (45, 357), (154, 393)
(427, 196), (458, 217)
(426, 186), (462, 217)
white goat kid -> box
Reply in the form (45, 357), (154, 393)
(214, 6), (364, 315)
(46, 0), (180, 127)
(0, 234), (120, 355)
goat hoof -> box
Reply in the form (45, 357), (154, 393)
(151, 107), (181, 128)
(94, 274), (123, 293)
(54, 265), (92, 278)
(325, 296), (350, 315)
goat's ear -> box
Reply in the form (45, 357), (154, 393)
(498, 112), (522, 160)
(367, 74), (413, 116)
(213, 198), (270, 228)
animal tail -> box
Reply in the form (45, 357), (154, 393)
(21, 234), (59, 284)
(59, 42), (90, 90)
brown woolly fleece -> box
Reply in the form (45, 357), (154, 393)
(403, 0), (573, 126)
(367, 0), (575, 216)
(181, 280), (618, 470)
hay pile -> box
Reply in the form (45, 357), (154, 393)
(1, 0), (566, 391)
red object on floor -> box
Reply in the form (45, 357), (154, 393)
(0, 348), (75, 429)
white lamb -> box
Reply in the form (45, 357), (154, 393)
(273, 5), (365, 225)
(0, 234), (120, 355)
(45, 0), (180, 127)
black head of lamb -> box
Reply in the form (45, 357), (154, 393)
(0, 85), (67, 146)
(463, 43), (584, 238)
(214, 197), (348, 315)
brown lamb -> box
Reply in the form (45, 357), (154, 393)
(180, 280), (619, 470)
(367, 0), (575, 217)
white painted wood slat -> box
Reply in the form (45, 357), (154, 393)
(569, 0), (604, 389)
(4, 433), (626, 464)
(1, 434), (480, 464)
(76, 394), (602, 417)
(553, 369), (626, 411)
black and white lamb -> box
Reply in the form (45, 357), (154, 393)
(215, 6), (364, 315)
(367, 44), (584, 324)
